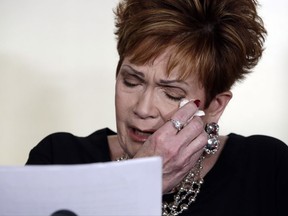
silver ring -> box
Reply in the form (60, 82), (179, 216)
(170, 119), (184, 131)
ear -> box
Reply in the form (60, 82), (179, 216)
(203, 91), (232, 123)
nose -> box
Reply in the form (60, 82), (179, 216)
(133, 89), (158, 119)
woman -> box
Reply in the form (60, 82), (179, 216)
(26, 0), (288, 215)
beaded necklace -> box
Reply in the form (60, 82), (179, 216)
(116, 154), (205, 216)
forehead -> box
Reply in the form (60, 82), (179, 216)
(123, 48), (197, 81)
(123, 39), (201, 80)
(121, 58), (176, 82)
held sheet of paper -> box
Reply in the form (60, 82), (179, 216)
(0, 157), (162, 216)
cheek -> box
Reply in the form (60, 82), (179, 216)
(115, 82), (135, 118)
(155, 97), (178, 119)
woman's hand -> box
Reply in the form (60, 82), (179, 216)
(134, 100), (207, 193)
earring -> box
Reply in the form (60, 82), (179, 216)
(204, 122), (220, 154)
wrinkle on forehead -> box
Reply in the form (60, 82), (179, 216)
(126, 46), (199, 83)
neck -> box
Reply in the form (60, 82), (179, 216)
(108, 135), (125, 161)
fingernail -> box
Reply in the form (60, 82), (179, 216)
(194, 99), (200, 108)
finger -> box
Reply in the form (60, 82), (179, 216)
(178, 130), (207, 168)
(177, 116), (205, 144)
(171, 100), (199, 123)
(165, 101), (200, 134)
(157, 112), (204, 157)
(161, 118), (205, 168)
(184, 129), (207, 155)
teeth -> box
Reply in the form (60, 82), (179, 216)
(135, 129), (152, 137)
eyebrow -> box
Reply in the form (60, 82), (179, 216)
(121, 64), (189, 86)
(159, 79), (187, 86)
(121, 65), (145, 78)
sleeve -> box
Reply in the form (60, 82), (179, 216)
(25, 132), (80, 165)
(26, 134), (55, 165)
(275, 140), (288, 216)
(247, 135), (288, 215)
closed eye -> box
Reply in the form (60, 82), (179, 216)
(122, 73), (144, 88)
(162, 86), (186, 102)
(123, 79), (139, 87)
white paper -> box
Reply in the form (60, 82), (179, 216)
(0, 157), (162, 216)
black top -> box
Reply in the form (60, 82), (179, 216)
(26, 128), (288, 216)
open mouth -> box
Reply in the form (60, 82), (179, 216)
(129, 127), (154, 142)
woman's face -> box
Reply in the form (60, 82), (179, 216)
(115, 51), (206, 157)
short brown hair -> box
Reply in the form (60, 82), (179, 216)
(114, 0), (266, 107)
